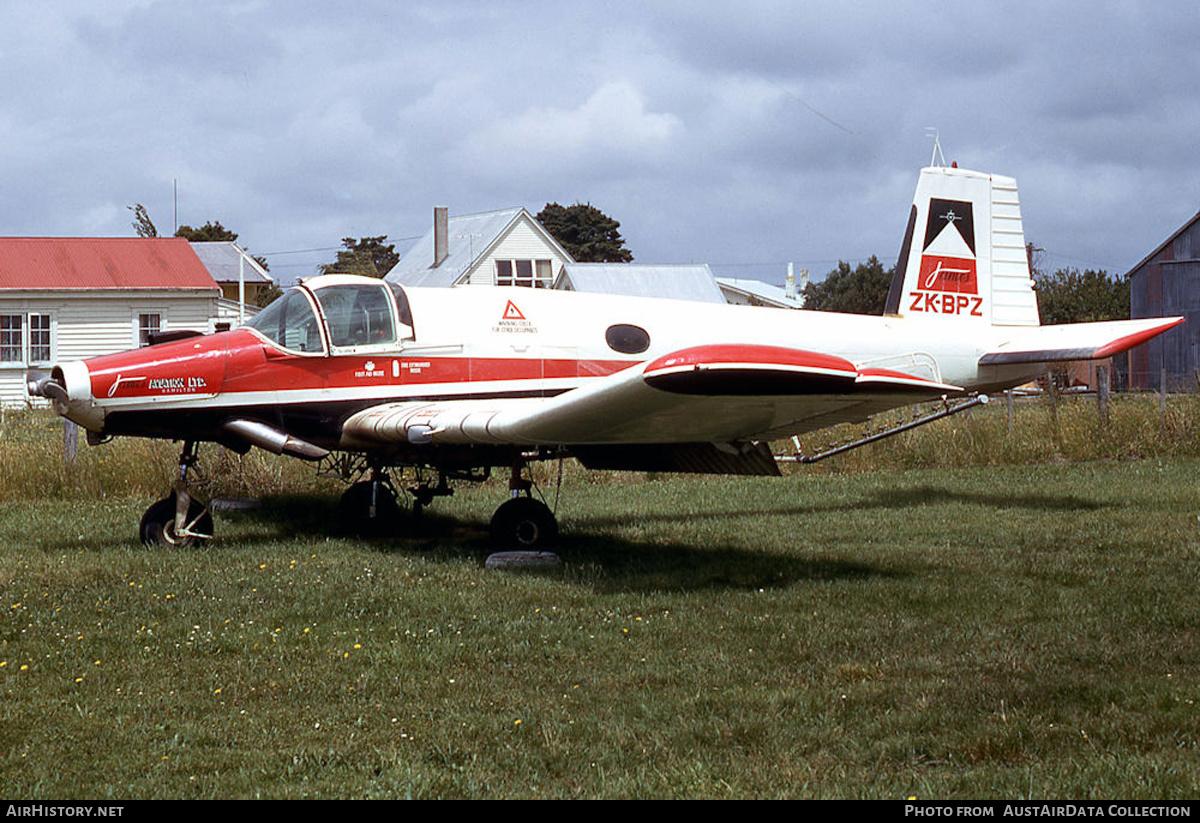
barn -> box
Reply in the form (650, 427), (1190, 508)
(1127, 209), (1200, 390)
(0, 237), (221, 406)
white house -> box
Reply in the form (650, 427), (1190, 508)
(386, 206), (808, 311)
(386, 207), (574, 288)
(0, 237), (221, 407)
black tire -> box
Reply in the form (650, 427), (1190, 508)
(338, 480), (403, 536)
(489, 497), (558, 550)
(140, 494), (213, 548)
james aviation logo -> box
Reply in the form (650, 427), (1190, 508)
(908, 198), (983, 317)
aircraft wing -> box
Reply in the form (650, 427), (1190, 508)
(979, 317), (1184, 366)
(340, 344), (961, 452)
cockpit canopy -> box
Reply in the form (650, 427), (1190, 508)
(246, 275), (414, 354)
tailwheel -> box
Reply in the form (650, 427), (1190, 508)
(489, 496), (558, 550)
(140, 493), (213, 548)
(338, 477), (403, 536)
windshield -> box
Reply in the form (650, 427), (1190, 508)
(313, 283), (398, 348)
(246, 288), (324, 353)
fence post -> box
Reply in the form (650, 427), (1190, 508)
(1047, 372), (1059, 428)
(63, 419), (78, 463)
(1096, 364), (1109, 427)
(1006, 389), (1014, 436)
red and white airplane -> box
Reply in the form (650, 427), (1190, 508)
(29, 164), (1182, 548)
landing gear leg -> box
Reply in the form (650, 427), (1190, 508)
(140, 440), (213, 547)
(409, 472), (454, 518)
(489, 461), (558, 550)
(337, 462), (402, 536)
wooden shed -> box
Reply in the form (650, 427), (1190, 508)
(1127, 210), (1200, 390)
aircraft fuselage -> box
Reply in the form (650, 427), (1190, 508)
(46, 279), (1018, 456)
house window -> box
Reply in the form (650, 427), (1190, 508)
(495, 261), (513, 285)
(138, 313), (162, 347)
(29, 314), (51, 363)
(1, 313), (53, 364)
(495, 259), (553, 288)
(0, 315), (21, 362)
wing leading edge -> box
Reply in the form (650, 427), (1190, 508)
(339, 344), (961, 452)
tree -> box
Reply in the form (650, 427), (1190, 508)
(174, 221), (237, 242)
(174, 220), (271, 277)
(318, 236), (400, 278)
(128, 203), (158, 237)
(802, 256), (893, 315)
(1035, 268), (1130, 325)
(536, 202), (633, 262)
(253, 282), (284, 308)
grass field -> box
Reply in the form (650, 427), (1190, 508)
(1, 400), (1200, 798)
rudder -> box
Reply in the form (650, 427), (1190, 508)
(885, 165), (1039, 327)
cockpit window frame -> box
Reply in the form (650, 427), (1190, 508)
(311, 282), (399, 353)
(244, 286), (328, 356)
(246, 278), (417, 358)
(388, 283), (416, 340)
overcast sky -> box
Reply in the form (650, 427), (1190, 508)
(4, 1), (1198, 286)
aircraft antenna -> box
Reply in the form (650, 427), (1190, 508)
(926, 128), (946, 167)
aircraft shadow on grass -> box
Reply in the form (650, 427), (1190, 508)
(204, 484), (1108, 593)
(210, 493), (886, 593)
(572, 485), (1106, 531)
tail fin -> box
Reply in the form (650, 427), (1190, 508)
(885, 165), (1040, 327)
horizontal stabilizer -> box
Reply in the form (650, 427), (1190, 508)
(979, 317), (1184, 366)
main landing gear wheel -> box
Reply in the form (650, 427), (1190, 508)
(338, 478), (403, 536)
(489, 497), (558, 550)
(140, 493), (213, 548)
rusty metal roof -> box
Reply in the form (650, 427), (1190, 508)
(0, 237), (219, 291)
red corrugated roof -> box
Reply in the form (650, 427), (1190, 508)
(0, 237), (219, 290)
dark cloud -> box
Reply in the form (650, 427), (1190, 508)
(2, 1), (1197, 282)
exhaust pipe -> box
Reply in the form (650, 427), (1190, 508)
(222, 419), (329, 461)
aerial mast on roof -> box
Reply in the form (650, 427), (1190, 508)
(926, 128), (947, 167)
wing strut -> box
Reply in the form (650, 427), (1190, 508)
(776, 393), (989, 464)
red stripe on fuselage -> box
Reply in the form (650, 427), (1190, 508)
(88, 328), (636, 400)
(87, 331), (230, 399)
